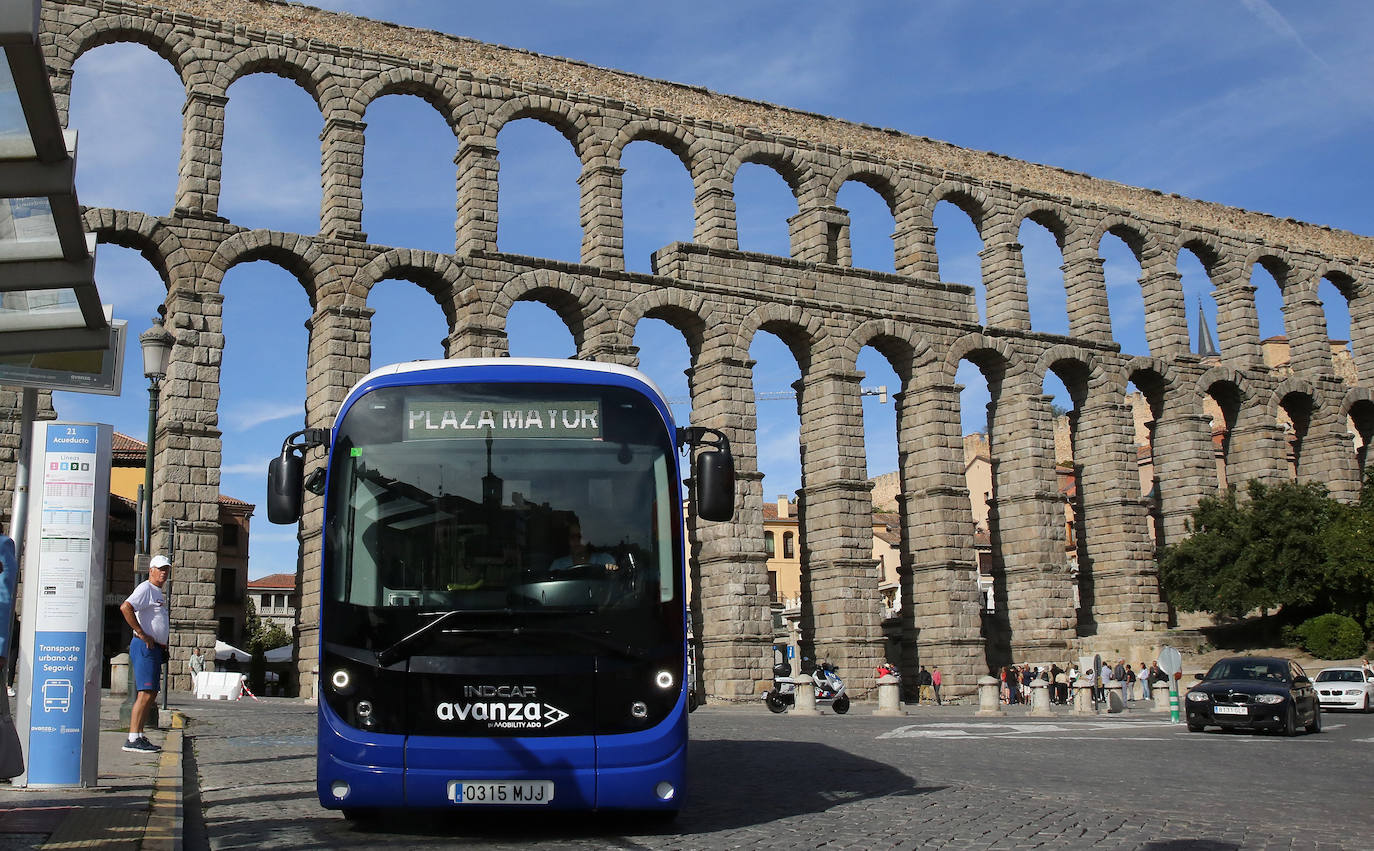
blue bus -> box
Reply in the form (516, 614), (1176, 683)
(266, 359), (734, 818)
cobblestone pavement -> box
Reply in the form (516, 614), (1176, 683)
(182, 698), (1374, 849)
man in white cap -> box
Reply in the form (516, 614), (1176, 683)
(120, 554), (171, 753)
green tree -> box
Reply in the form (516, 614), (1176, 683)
(1158, 479), (1334, 619)
(1319, 471), (1374, 625)
(243, 597), (292, 651)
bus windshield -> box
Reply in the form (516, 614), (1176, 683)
(322, 381), (680, 656)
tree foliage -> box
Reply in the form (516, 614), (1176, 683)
(1158, 476), (1374, 626)
(243, 597), (292, 652)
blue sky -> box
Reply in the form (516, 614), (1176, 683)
(52, 1), (1374, 577)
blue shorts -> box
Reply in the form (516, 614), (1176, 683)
(130, 638), (166, 693)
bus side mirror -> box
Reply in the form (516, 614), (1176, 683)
(267, 451), (303, 524)
(695, 450), (735, 522)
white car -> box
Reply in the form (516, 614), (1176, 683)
(1313, 667), (1374, 712)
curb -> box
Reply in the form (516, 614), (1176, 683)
(142, 710), (184, 850)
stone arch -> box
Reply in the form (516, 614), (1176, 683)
(842, 318), (933, 384)
(942, 331), (1019, 382)
(82, 208), (184, 289)
(608, 120), (698, 176)
(486, 94), (594, 157)
(721, 140), (812, 198)
(353, 67), (466, 129)
(1034, 343), (1102, 403)
(220, 45), (331, 109)
(1177, 232), (1228, 278)
(347, 249), (467, 330)
(1315, 262), (1359, 301)
(1243, 248), (1296, 293)
(1265, 376), (1319, 420)
(1196, 365), (1253, 402)
(1090, 215), (1156, 264)
(733, 302), (827, 371)
(1014, 200), (1072, 250)
(1338, 385), (1374, 421)
(617, 288), (721, 361)
(58, 16), (193, 83)
(203, 230), (338, 305)
(925, 181), (993, 232)
(824, 162), (903, 215)
(489, 267), (615, 355)
(1121, 355), (1178, 394)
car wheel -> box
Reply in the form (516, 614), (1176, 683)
(1305, 704), (1322, 734)
(1283, 706), (1298, 737)
(1365, 693), (1373, 714)
(832, 695), (850, 715)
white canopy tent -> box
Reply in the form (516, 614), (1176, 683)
(264, 645), (292, 663)
(214, 640), (250, 663)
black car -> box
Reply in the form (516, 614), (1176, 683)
(1185, 656), (1321, 735)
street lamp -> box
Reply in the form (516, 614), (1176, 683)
(139, 306), (173, 713)
(138, 306), (172, 555)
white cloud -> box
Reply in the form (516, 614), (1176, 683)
(224, 402), (301, 431)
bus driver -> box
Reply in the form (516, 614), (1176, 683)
(550, 522), (617, 572)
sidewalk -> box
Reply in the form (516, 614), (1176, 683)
(0, 691), (183, 850)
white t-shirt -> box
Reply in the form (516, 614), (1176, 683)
(126, 580), (170, 646)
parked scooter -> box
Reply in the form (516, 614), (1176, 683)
(763, 660), (851, 714)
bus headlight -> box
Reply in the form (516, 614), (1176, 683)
(655, 670), (674, 689)
(331, 669), (354, 695)
(330, 780), (350, 800)
(655, 781), (675, 801)
(631, 701), (648, 719)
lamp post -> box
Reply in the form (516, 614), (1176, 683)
(140, 307), (173, 713)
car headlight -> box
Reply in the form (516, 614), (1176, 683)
(1186, 691), (1210, 703)
(1253, 694), (1284, 704)
(1347, 689), (1364, 696)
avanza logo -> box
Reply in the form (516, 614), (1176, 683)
(435, 700), (570, 729)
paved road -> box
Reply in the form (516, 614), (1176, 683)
(182, 698), (1374, 849)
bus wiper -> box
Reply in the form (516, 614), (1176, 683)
(377, 609), (468, 667)
(375, 608), (602, 666)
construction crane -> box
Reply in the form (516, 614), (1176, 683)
(666, 386), (887, 407)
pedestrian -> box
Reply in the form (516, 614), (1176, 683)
(1006, 665), (1021, 705)
(1139, 660), (1152, 701)
(189, 647), (205, 681)
(121, 554), (171, 753)
(1362, 658), (1373, 682)
(1097, 660), (1112, 704)
(917, 666), (933, 704)
(0, 533), (23, 779)
(932, 666), (943, 705)
(1124, 664), (1136, 701)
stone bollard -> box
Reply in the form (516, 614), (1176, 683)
(873, 674), (906, 716)
(110, 653), (130, 696)
(1105, 680), (1125, 713)
(976, 675), (1005, 717)
(791, 676), (821, 716)
(1073, 683), (1097, 715)
(1029, 677), (1054, 717)
(1153, 680), (1173, 713)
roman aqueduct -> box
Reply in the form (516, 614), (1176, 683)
(12, 0), (1374, 699)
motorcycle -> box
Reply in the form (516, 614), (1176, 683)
(763, 660), (850, 715)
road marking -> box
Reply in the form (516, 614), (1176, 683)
(877, 720), (1180, 740)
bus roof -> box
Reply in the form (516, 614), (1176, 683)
(340, 358), (672, 423)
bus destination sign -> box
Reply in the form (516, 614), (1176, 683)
(405, 401), (602, 440)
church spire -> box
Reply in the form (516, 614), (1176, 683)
(1195, 297), (1220, 358)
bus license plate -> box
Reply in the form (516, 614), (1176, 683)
(448, 780), (554, 805)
